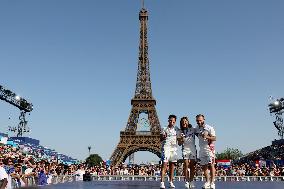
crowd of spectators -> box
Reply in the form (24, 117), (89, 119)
(216, 163), (284, 177)
(226, 142), (284, 177)
(0, 143), (82, 188)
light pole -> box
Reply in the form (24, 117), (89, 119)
(88, 146), (91, 156)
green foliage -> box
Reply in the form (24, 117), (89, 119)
(85, 154), (103, 167)
(216, 147), (243, 160)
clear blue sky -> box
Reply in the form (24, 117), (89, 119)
(0, 0), (284, 163)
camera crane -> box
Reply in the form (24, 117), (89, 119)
(268, 97), (284, 139)
(0, 84), (33, 137)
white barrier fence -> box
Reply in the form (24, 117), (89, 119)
(92, 175), (284, 182)
(9, 175), (76, 188)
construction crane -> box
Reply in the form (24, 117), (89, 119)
(268, 97), (284, 139)
(0, 84), (33, 137)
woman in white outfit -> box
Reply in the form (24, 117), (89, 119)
(177, 117), (197, 189)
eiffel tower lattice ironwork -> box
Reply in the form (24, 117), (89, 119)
(110, 7), (161, 167)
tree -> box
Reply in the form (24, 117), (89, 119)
(85, 154), (103, 167)
(216, 147), (243, 161)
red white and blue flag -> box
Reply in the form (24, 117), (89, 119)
(216, 159), (231, 168)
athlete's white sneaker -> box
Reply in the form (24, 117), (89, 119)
(189, 181), (195, 188)
(210, 183), (215, 189)
(160, 182), (165, 189)
(202, 182), (211, 189)
(185, 182), (190, 189)
(169, 181), (175, 188)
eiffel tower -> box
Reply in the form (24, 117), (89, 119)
(109, 5), (162, 167)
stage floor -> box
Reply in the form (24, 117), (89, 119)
(42, 180), (284, 189)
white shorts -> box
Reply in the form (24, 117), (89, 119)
(182, 148), (197, 160)
(161, 147), (178, 162)
(199, 150), (215, 165)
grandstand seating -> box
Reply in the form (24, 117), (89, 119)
(7, 136), (78, 165)
(240, 142), (284, 166)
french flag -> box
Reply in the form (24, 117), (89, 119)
(217, 160), (231, 168)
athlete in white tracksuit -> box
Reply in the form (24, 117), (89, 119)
(195, 114), (216, 189)
(160, 115), (178, 189)
(161, 126), (179, 163)
(177, 117), (197, 189)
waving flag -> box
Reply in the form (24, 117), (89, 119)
(217, 159), (231, 168)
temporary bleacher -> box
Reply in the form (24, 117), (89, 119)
(7, 136), (78, 165)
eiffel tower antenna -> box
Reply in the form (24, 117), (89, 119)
(142, 0), (145, 8)
(109, 5), (162, 167)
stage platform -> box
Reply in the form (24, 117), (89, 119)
(42, 180), (284, 189)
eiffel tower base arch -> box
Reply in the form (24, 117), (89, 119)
(110, 132), (161, 167)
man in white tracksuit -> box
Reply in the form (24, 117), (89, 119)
(195, 114), (216, 189)
(160, 114), (179, 189)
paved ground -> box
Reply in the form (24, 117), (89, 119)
(41, 180), (284, 189)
